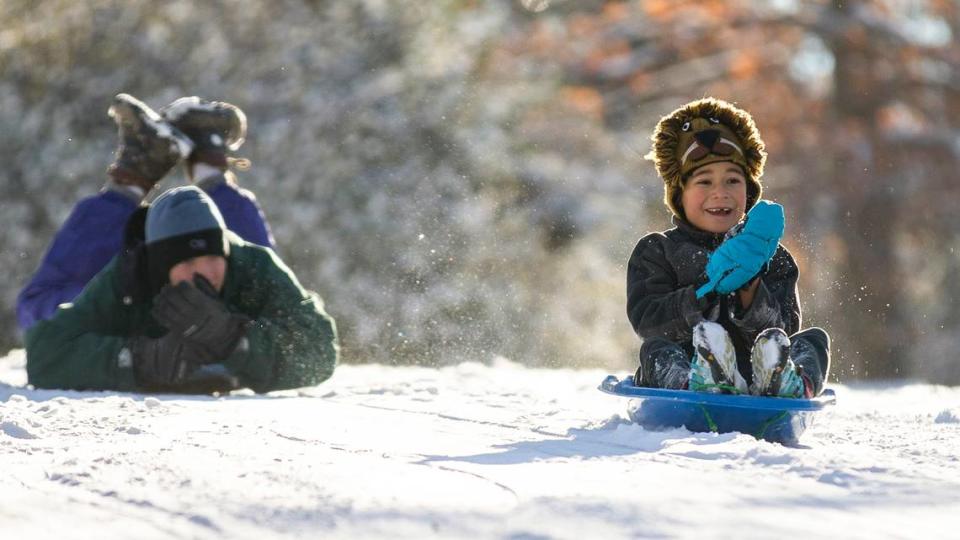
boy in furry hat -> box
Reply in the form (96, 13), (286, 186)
(25, 186), (338, 394)
(16, 94), (193, 330)
(160, 96), (275, 249)
(627, 98), (830, 397)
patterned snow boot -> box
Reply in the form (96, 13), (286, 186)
(689, 321), (748, 394)
(750, 328), (804, 398)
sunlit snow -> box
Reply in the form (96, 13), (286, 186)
(2, 351), (959, 538)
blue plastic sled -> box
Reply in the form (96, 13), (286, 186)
(598, 375), (836, 445)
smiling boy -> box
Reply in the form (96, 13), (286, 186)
(627, 98), (830, 397)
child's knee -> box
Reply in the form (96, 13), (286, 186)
(792, 327), (830, 352)
(638, 338), (688, 388)
(639, 336), (677, 360)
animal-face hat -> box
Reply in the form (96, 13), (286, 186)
(646, 98), (766, 219)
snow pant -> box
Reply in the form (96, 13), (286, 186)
(636, 327), (831, 395)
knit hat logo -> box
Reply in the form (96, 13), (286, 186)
(145, 186), (229, 288)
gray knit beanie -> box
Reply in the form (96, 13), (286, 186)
(146, 186), (228, 287)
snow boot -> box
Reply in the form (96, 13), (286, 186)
(636, 338), (690, 389)
(689, 321), (748, 394)
(750, 328), (804, 398)
(791, 328), (830, 397)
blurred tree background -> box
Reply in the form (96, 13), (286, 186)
(2, 0), (959, 383)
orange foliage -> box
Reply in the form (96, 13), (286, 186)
(729, 50), (759, 80)
(629, 72), (651, 95)
(701, 0), (733, 19)
(584, 39), (632, 75)
(526, 20), (560, 57)
(642, 0), (674, 20)
(844, 25), (869, 47)
(561, 86), (605, 119)
(602, 2), (631, 22)
(568, 14), (601, 39)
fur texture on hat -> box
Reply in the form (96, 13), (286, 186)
(107, 94), (194, 185)
(160, 97), (246, 168)
(646, 98), (766, 219)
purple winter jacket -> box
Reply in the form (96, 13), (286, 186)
(196, 174), (275, 249)
(16, 177), (275, 330)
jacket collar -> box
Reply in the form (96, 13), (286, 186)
(103, 180), (146, 204)
(194, 173), (227, 192)
(671, 215), (726, 249)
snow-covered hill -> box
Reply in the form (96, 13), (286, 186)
(2, 349), (958, 539)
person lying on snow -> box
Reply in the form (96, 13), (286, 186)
(26, 186), (338, 394)
(16, 94), (276, 332)
(15, 94), (194, 330)
(626, 97), (830, 398)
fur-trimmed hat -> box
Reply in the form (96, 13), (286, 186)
(160, 97), (246, 168)
(646, 98), (766, 219)
(107, 94), (194, 185)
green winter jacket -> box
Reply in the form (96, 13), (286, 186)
(26, 233), (338, 393)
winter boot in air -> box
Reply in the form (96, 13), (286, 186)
(689, 321), (748, 394)
(750, 328), (804, 398)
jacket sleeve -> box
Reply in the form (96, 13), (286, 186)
(223, 248), (338, 393)
(626, 234), (713, 342)
(730, 245), (801, 338)
(16, 255), (86, 331)
(17, 196), (133, 329)
(25, 257), (139, 391)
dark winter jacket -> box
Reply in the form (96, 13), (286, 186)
(25, 232), (338, 393)
(627, 217), (800, 366)
(196, 173), (275, 249)
(17, 178), (275, 330)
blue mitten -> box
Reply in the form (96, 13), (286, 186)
(696, 200), (785, 298)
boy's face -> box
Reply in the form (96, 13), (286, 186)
(168, 255), (227, 292)
(681, 161), (747, 234)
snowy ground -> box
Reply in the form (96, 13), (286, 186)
(2, 349), (959, 539)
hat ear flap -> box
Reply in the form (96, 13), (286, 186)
(224, 104), (246, 151)
(745, 177), (762, 212)
(668, 182), (685, 220)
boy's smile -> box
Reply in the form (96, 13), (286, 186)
(704, 206), (734, 217)
(681, 161), (747, 234)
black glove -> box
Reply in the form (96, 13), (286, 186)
(129, 333), (219, 392)
(151, 274), (250, 361)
